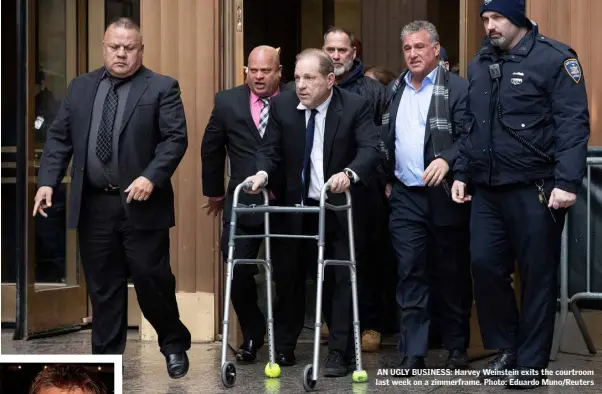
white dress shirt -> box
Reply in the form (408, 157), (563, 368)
(394, 67), (438, 186)
(297, 90), (333, 200)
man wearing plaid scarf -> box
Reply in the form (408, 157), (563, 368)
(382, 20), (472, 375)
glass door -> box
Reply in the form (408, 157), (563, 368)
(22, 0), (88, 337)
(221, 0), (247, 350)
(0, 0), (21, 327)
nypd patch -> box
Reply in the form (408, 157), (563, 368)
(564, 58), (582, 83)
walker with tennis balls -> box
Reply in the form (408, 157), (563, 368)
(219, 180), (367, 391)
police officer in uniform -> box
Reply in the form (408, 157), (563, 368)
(451, 0), (590, 389)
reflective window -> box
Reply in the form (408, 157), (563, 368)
(33, 0), (79, 284)
(1, 0), (19, 283)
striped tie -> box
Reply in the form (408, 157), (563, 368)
(258, 98), (270, 137)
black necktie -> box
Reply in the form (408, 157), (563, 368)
(302, 109), (319, 202)
(96, 79), (120, 163)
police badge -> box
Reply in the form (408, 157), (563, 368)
(564, 58), (582, 83)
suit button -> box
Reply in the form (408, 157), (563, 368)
(482, 149), (486, 153)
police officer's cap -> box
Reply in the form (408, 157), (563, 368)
(480, 0), (529, 28)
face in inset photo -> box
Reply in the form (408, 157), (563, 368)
(0, 363), (115, 394)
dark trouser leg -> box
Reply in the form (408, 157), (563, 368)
(357, 184), (387, 333)
(429, 223), (473, 351)
(78, 193), (128, 355)
(470, 188), (517, 351)
(504, 185), (566, 368)
(357, 249), (381, 332)
(221, 221), (265, 343)
(121, 224), (191, 355)
(322, 214), (353, 356)
(389, 183), (430, 357)
(273, 215), (311, 353)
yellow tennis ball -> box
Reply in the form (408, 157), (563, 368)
(264, 362), (281, 378)
(352, 369), (368, 383)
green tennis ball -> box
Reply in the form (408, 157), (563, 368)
(352, 369), (368, 383)
(264, 362), (281, 378)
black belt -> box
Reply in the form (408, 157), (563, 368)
(102, 185), (120, 194)
(86, 184), (120, 195)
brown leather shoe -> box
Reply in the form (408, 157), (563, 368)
(320, 323), (329, 339)
(361, 330), (381, 352)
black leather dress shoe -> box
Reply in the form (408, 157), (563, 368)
(235, 340), (263, 364)
(275, 351), (296, 367)
(506, 367), (546, 389)
(166, 352), (189, 379)
(392, 356), (426, 377)
(479, 349), (517, 383)
(445, 349), (469, 370)
(324, 350), (348, 377)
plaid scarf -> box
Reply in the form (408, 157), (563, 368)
(382, 65), (453, 159)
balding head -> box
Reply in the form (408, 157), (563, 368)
(294, 49), (335, 109)
(246, 45), (282, 97)
(296, 49), (334, 76)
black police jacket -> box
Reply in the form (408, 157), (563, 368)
(454, 23), (590, 193)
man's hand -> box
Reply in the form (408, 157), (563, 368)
(329, 172), (351, 193)
(451, 180), (472, 203)
(33, 186), (53, 217)
(125, 176), (154, 203)
(244, 173), (268, 194)
(202, 199), (224, 216)
(385, 183), (392, 199)
(548, 188), (577, 209)
(422, 158), (449, 187)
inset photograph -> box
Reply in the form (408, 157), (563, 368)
(0, 355), (121, 394)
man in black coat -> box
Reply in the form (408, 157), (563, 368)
(245, 48), (380, 377)
(322, 26), (393, 352)
(33, 18), (190, 378)
(201, 45), (284, 363)
(384, 21), (472, 374)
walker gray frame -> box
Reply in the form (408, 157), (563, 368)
(219, 180), (367, 391)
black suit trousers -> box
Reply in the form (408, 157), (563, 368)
(78, 189), (191, 355)
(273, 202), (354, 357)
(470, 184), (566, 368)
(355, 175), (395, 333)
(389, 182), (472, 357)
(221, 220), (266, 343)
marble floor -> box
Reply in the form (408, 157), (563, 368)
(2, 325), (602, 394)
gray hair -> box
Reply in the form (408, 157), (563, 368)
(296, 48), (335, 76)
(323, 26), (355, 47)
(400, 20), (439, 44)
(107, 17), (140, 33)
